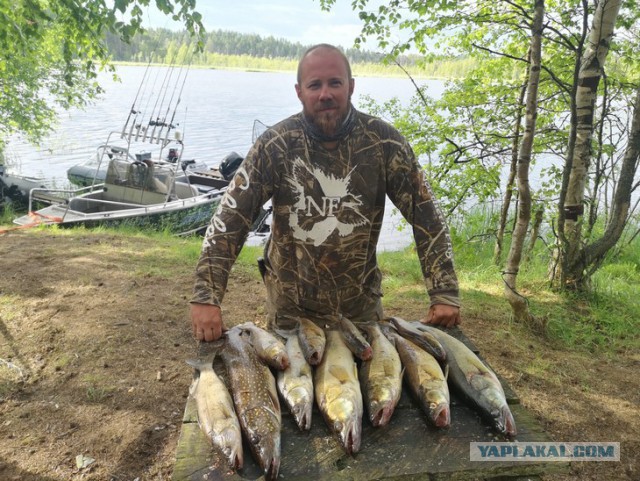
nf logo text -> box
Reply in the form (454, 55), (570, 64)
(304, 196), (341, 217)
(470, 442), (620, 462)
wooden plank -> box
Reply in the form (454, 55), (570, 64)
(172, 330), (567, 481)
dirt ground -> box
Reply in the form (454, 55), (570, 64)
(0, 230), (638, 481)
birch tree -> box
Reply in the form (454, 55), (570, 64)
(503, 0), (545, 325)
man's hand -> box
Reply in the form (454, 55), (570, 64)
(421, 304), (461, 328)
(190, 303), (226, 341)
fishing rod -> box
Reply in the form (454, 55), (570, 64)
(157, 47), (193, 147)
(132, 63), (161, 142)
(121, 56), (153, 140)
(145, 53), (179, 143)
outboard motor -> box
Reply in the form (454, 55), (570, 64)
(219, 152), (244, 181)
(167, 148), (179, 163)
(181, 159), (196, 172)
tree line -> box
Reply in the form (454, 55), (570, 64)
(105, 28), (386, 65)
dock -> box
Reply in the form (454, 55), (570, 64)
(172, 327), (569, 481)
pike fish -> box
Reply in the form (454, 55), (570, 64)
(186, 355), (243, 470)
(237, 322), (289, 370)
(421, 325), (517, 437)
(220, 327), (281, 480)
(338, 315), (373, 361)
(359, 322), (403, 427)
(387, 316), (447, 362)
(314, 330), (363, 454)
(382, 325), (450, 428)
(275, 329), (314, 430)
(297, 316), (326, 366)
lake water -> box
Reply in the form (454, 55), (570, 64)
(6, 65), (442, 250)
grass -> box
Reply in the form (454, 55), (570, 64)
(2, 210), (638, 356)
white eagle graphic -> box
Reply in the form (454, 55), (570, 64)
(286, 157), (369, 246)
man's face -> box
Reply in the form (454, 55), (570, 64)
(295, 48), (355, 138)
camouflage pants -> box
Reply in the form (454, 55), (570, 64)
(262, 268), (384, 330)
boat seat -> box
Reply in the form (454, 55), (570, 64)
(172, 181), (199, 199)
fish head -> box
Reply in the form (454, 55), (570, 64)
(492, 405), (517, 438)
(368, 398), (396, 427)
(291, 400), (313, 431)
(267, 348), (289, 369)
(367, 386), (399, 427)
(288, 387), (313, 430)
(214, 426), (244, 470)
(429, 401), (451, 428)
(247, 427), (281, 480)
(332, 417), (362, 455)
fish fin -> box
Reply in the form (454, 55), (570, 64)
(273, 327), (296, 340)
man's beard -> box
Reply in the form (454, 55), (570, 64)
(305, 98), (351, 138)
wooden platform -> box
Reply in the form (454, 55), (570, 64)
(172, 327), (569, 481)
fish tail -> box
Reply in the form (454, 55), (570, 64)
(185, 355), (213, 372)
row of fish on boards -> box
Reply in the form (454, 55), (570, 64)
(187, 316), (517, 480)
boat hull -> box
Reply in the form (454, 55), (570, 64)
(14, 194), (222, 236)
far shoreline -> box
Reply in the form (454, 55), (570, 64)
(110, 61), (462, 81)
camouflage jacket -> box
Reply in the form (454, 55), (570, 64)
(191, 109), (459, 312)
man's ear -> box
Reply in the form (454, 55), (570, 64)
(295, 83), (302, 101)
(349, 78), (355, 96)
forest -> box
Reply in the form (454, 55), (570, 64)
(103, 27), (474, 79)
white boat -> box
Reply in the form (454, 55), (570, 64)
(66, 144), (208, 187)
(12, 64), (267, 236)
(0, 162), (48, 207)
(12, 130), (234, 235)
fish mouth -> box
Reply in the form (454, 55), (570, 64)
(227, 449), (243, 470)
(338, 420), (362, 455)
(293, 404), (312, 431)
(371, 404), (394, 427)
(308, 351), (321, 365)
(431, 402), (451, 428)
(263, 456), (280, 481)
(496, 405), (517, 438)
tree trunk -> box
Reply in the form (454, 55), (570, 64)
(503, 0), (544, 326)
(525, 206), (544, 263)
(494, 76), (528, 265)
(561, 0), (622, 290)
(579, 86), (640, 274)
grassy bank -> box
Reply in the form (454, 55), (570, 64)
(3, 219), (635, 356)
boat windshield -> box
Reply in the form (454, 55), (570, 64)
(105, 159), (174, 195)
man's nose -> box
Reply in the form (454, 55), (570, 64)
(318, 84), (332, 100)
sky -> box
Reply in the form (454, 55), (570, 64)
(145, 0), (379, 49)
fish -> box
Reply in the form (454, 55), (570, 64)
(359, 322), (403, 427)
(387, 316), (447, 362)
(338, 314), (373, 361)
(314, 330), (363, 455)
(220, 327), (281, 480)
(421, 324), (517, 437)
(381, 324), (450, 428)
(237, 321), (289, 370)
(275, 329), (314, 430)
(186, 354), (243, 470)
(297, 316), (326, 366)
